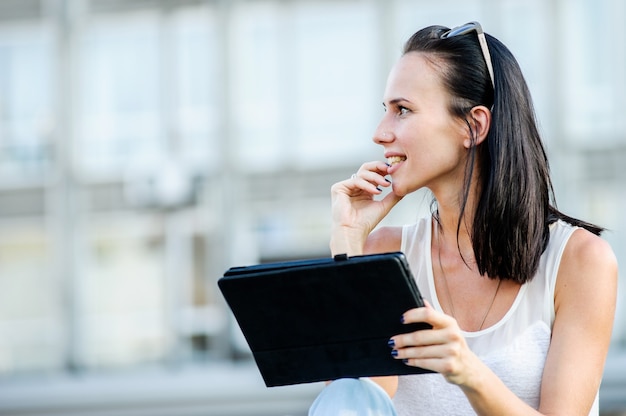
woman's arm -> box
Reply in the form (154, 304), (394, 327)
(365, 226), (404, 398)
(538, 229), (617, 415)
(329, 163), (403, 397)
(327, 225), (403, 398)
(392, 228), (618, 415)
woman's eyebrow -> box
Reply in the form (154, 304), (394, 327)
(383, 97), (412, 107)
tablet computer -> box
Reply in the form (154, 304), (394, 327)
(218, 251), (432, 387)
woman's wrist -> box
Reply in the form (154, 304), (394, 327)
(455, 355), (530, 415)
(330, 225), (369, 256)
(448, 348), (488, 389)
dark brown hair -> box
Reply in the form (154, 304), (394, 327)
(404, 25), (602, 283)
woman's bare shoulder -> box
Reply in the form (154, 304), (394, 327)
(556, 227), (618, 311)
(563, 228), (616, 278)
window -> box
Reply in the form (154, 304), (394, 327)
(77, 12), (162, 177)
(0, 23), (53, 182)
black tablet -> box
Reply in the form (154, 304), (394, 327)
(218, 251), (432, 387)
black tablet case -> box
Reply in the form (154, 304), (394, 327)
(218, 251), (432, 387)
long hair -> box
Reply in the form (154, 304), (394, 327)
(403, 25), (602, 283)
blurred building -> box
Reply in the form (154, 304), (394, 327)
(0, 0), (624, 414)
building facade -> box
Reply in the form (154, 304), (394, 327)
(0, 0), (624, 414)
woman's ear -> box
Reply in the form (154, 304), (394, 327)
(463, 105), (491, 148)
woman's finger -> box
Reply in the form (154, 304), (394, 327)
(391, 325), (457, 350)
(338, 161), (391, 196)
(401, 304), (456, 330)
(354, 161), (391, 184)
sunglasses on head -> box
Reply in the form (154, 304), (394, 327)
(440, 21), (495, 90)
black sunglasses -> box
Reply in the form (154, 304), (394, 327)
(440, 21), (495, 89)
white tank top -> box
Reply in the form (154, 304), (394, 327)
(393, 217), (599, 415)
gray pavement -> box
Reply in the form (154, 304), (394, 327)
(0, 363), (323, 416)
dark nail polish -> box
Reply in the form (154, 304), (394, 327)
(376, 187), (382, 192)
(385, 163), (391, 167)
(400, 315), (405, 324)
(402, 359), (409, 364)
(391, 350), (398, 357)
(387, 339), (395, 348)
(385, 178), (391, 183)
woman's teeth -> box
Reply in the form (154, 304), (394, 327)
(387, 156), (407, 166)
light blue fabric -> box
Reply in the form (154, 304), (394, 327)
(308, 378), (398, 416)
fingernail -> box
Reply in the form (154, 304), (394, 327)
(387, 339), (395, 348)
(402, 359), (409, 364)
(400, 315), (405, 324)
(376, 187), (382, 192)
(385, 163), (391, 167)
(391, 350), (398, 357)
(385, 178), (391, 183)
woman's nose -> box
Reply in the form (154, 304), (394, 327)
(373, 128), (393, 145)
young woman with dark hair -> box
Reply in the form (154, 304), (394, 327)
(323, 22), (617, 415)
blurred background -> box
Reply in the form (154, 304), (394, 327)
(0, 0), (624, 415)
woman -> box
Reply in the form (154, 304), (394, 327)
(328, 22), (617, 415)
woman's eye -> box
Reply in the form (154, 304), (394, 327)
(399, 106), (410, 116)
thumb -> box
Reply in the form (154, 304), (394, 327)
(380, 190), (403, 212)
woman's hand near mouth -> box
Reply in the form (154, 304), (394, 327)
(330, 160), (403, 256)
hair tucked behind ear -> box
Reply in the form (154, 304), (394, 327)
(404, 25), (602, 283)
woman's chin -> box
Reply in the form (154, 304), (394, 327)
(391, 183), (408, 198)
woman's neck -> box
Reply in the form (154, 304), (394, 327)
(433, 212), (474, 263)
(432, 188), (479, 259)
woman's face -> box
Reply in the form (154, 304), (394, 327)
(373, 52), (468, 198)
